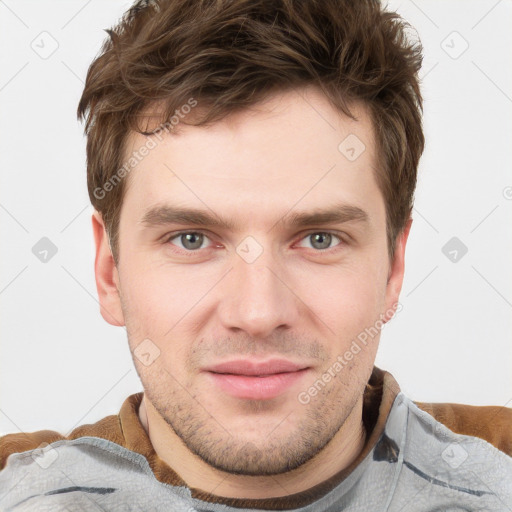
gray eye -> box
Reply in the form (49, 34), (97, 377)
(309, 232), (332, 250)
(179, 232), (205, 250)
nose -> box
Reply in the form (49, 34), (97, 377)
(216, 246), (300, 339)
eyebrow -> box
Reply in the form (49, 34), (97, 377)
(139, 202), (369, 232)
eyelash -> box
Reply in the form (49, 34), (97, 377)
(163, 230), (347, 256)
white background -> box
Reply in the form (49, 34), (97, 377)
(0, 0), (511, 435)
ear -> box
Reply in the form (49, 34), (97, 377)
(91, 210), (125, 327)
(382, 217), (412, 323)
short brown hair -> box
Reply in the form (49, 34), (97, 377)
(78, 0), (424, 265)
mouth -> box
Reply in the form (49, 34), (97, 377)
(203, 359), (310, 400)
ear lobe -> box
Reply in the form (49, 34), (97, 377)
(383, 217), (413, 322)
(92, 210), (125, 327)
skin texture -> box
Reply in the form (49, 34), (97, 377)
(92, 85), (411, 498)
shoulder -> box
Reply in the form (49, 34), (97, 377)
(413, 400), (512, 457)
(0, 429), (64, 470)
(0, 414), (123, 471)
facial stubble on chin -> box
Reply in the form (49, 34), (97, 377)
(139, 361), (363, 477)
(125, 317), (367, 475)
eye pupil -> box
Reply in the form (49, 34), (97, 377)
(182, 232), (203, 250)
(311, 232), (331, 250)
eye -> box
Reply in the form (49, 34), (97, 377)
(166, 231), (212, 251)
(297, 232), (343, 251)
(164, 230), (345, 254)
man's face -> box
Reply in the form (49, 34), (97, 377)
(94, 86), (407, 475)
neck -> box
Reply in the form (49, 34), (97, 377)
(138, 395), (366, 499)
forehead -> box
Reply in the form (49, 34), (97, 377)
(120, 86), (383, 229)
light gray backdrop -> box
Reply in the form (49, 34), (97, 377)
(1, 0), (511, 435)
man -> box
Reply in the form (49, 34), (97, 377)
(1, 0), (511, 510)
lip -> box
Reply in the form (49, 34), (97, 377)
(203, 359), (310, 400)
(206, 359), (307, 376)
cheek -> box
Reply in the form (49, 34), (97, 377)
(120, 257), (188, 318)
(118, 261), (211, 364)
(117, 258), (173, 344)
(299, 260), (387, 333)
